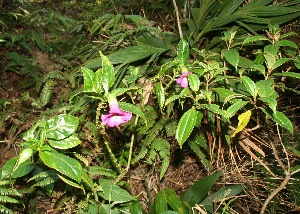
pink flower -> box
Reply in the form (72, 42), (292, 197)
(101, 95), (132, 127)
(176, 70), (191, 88)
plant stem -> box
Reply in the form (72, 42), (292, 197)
(114, 135), (135, 184)
(172, 0), (183, 38)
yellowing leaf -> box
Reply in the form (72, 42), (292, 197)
(232, 110), (251, 137)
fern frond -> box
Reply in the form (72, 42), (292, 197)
(0, 181), (10, 186)
(133, 118), (170, 164)
(0, 196), (20, 204)
(0, 204), (13, 214)
(31, 177), (56, 188)
(31, 80), (55, 109)
(27, 170), (57, 182)
(188, 134), (210, 170)
(146, 138), (170, 179)
(0, 188), (22, 197)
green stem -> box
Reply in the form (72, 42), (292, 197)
(114, 134), (134, 184)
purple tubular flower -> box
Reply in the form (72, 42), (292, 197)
(101, 95), (132, 127)
(176, 71), (192, 88)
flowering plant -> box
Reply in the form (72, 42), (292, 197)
(176, 69), (191, 88)
(101, 94), (132, 127)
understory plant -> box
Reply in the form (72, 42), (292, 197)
(1, 0), (300, 213)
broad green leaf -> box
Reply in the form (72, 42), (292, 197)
(84, 45), (167, 69)
(259, 97), (277, 112)
(202, 104), (227, 118)
(119, 102), (147, 123)
(39, 150), (82, 183)
(110, 87), (138, 97)
(57, 174), (84, 190)
(263, 53), (276, 70)
(176, 108), (197, 148)
(17, 148), (33, 167)
(81, 67), (95, 92)
(1, 157), (34, 180)
(276, 40), (298, 49)
(242, 35), (268, 44)
(155, 189), (168, 213)
(23, 120), (43, 141)
(200, 184), (244, 213)
(181, 172), (223, 205)
(225, 100), (249, 119)
(48, 134), (81, 149)
(242, 76), (256, 97)
(273, 58), (290, 70)
(99, 52), (115, 93)
(224, 49), (239, 68)
(272, 72), (300, 79)
(188, 74), (200, 91)
(213, 88), (244, 105)
(46, 114), (79, 140)
(251, 64), (265, 76)
(12, 160), (34, 179)
(100, 179), (134, 202)
(129, 201), (143, 214)
(264, 45), (278, 56)
(262, 109), (293, 134)
(176, 39), (189, 65)
(99, 204), (120, 214)
(165, 88), (190, 106)
(256, 79), (275, 98)
(163, 188), (187, 214)
(155, 82), (165, 110)
(232, 110), (251, 137)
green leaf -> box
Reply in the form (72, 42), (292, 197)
(259, 97), (277, 112)
(99, 52), (115, 93)
(119, 102), (147, 123)
(1, 158), (34, 180)
(163, 188), (187, 214)
(262, 109), (293, 134)
(273, 58), (290, 70)
(39, 150), (82, 183)
(232, 110), (251, 137)
(213, 88), (244, 104)
(181, 172), (223, 205)
(100, 179), (134, 202)
(48, 134), (81, 149)
(264, 53), (276, 70)
(12, 161), (34, 179)
(99, 204), (120, 214)
(57, 174), (84, 190)
(110, 87), (138, 97)
(155, 190), (168, 213)
(176, 108), (197, 148)
(82, 67), (98, 92)
(241, 76), (256, 97)
(256, 79), (275, 98)
(188, 74), (200, 91)
(242, 35), (268, 44)
(164, 88), (190, 106)
(200, 184), (244, 213)
(276, 40), (298, 49)
(224, 49), (239, 68)
(272, 72), (300, 79)
(225, 100), (249, 119)
(46, 114), (79, 140)
(155, 82), (165, 110)
(176, 39), (189, 65)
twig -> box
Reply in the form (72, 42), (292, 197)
(172, 0), (183, 38)
(260, 172), (290, 214)
(260, 126), (291, 214)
